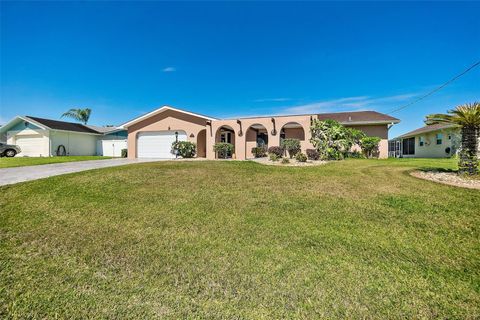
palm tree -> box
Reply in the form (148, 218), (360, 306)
(426, 102), (480, 175)
(61, 108), (92, 125)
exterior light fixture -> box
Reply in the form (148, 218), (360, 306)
(237, 120), (243, 136)
(271, 117), (277, 136)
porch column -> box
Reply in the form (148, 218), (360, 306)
(206, 123), (216, 160)
(235, 133), (246, 160)
(269, 117), (281, 148)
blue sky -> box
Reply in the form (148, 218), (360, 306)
(0, 2), (479, 137)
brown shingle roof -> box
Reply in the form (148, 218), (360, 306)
(26, 116), (101, 134)
(317, 111), (399, 124)
(398, 123), (457, 138)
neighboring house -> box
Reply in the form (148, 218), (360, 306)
(120, 106), (400, 160)
(0, 125), (6, 143)
(388, 123), (460, 158)
(0, 116), (127, 157)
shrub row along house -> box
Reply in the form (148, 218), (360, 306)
(1, 106), (399, 159)
(121, 106), (399, 159)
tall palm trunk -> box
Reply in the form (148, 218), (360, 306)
(458, 126), (479, 175)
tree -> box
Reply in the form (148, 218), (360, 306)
(61, 108), (92, 125)
(359, 136), (381, 158)
(281, 138), (301, 158)
(345, 127), (366, 151)
(310, 119), (361, 160)
(426, 102), (480, 175)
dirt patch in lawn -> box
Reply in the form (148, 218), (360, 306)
(250, 157), (328, 167)
(411, 170), (480, 190)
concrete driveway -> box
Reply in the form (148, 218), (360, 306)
(0, 158), (167, 186)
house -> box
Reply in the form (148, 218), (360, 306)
(388, 123), (459, 158)
(120, 106), (400, 160)
(0, 116), (128, 157)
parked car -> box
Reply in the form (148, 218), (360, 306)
(0, 142), (21, 157)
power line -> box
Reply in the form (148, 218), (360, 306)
(387, 60), (480, 115)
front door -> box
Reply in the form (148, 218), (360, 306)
(219, 131), (233, 158)
(220, 131), (232, 144)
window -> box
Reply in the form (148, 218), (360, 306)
(402, 137), (415, 155)
(419, 136), (424, 146)
(436, 133), (443, 145)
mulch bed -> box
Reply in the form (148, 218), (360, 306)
(411, 170), (480, 190)
(251, 157), (328, 167)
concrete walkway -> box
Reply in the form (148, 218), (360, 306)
(0, 158), (167, 186)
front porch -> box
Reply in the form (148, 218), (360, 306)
(206, 115), (314, 160)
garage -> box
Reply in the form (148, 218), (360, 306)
(97, 139), (128, 157)
(15, 135), (46, 157)
(137, 131), (187, 158)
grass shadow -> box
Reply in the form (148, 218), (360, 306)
(417, 167), (457, 173)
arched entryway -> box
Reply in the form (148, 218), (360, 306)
(196, 129), (207, 158)
(215, 125), (236, 158)
(280, 122), (305, 141)
(245, 123), (268, 158)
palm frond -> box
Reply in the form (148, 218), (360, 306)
(425, 102), (480, 127)
(61, 108), (91, 124)
(425, 114), (456, 125)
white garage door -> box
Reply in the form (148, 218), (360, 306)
(137, 131), (187, 158)
(15, 135), (45, 157)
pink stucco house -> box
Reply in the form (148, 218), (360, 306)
(121, 106), (400, 160)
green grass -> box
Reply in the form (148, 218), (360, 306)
(0, 156), (113, 168)
(1, 159), (478, 318)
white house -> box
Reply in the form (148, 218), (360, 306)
(0, 116), (127, 157)
(388, 123), (460, 158)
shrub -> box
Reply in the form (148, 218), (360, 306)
(359, 136), (381, 158)
(269, 153), (280, 162)
(171, 141), (196, 158)
(295, 152), (307, 162)
(213, 142), (234, 159)
(310, 119), (365, 160)
(281, 138), (301, 158)
(306, 149), (319, 160)
(281, 157), (290, 164)
(267, 146), (284, 158)
(251, 146), (267, 158)
(346, 150), (364, 159)
(121, 148), (128, 158)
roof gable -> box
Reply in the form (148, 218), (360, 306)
(120, 106), (217, 128)
(0, 116), (50, 134)
(9, 119), (42, 131)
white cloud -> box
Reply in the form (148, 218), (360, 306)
(284, 93), (420, 114)
(162, 67), (176, 72)
(254, 98), (292, 102)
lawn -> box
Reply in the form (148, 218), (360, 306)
(0, 159), (478, 318)
(0, 156), (112, 168)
